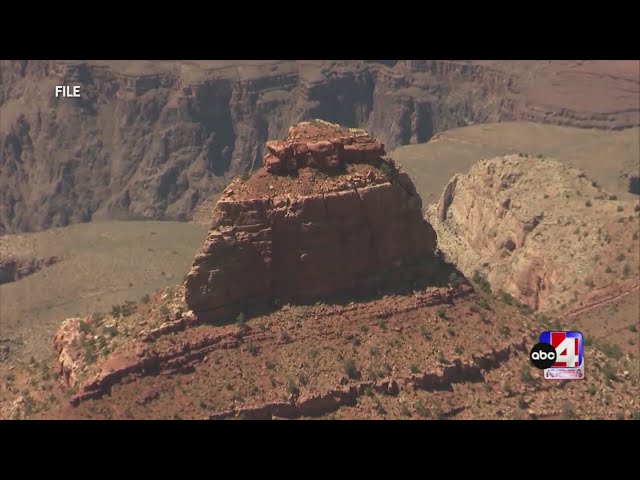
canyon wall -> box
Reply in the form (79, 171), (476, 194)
(2, 60), (638, 234)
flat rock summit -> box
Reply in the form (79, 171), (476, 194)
(185, 121), (437, 316)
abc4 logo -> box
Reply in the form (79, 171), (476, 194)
(530, 332), (583, 370)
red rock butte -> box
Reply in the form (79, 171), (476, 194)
(264, 120), (386, 174)
(184, 121), (438, 317)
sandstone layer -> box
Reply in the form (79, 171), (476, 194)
(428, 155), (640, 312)
(2, 60), (638, 234)
(184, 122), (437, 315)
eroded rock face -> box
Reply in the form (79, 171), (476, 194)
(53, 317), (87, 386)
(428, 155), (640, 312)
(185, 124), (437, 315)
(0, 256), (59, 284)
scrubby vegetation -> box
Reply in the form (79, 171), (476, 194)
(472, 271), (492, 294)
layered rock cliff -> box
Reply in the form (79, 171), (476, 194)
(428, 155), (640, 312)
(184, 122), (437, 315)
(2, 60), (638, 234)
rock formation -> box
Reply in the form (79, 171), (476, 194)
(0, 256), (59, 284)
(427, 155), (640, 312)
(263, 122), (385, 173)
(184, 121), (437, 316)
(2, 60), (638, 234)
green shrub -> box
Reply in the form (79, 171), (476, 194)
(498, 290), (515, 305)
(437, 308), (447, 319)
(498, 325), (511, 337)
(286, 377), (299, 395)
(298, 372), (309, 386)
(380, 161), (395, 179)
(279, 330), (291, 343)
(420, 325), (432, 340)
(472, 271), (492, 294)
(535, 313), (550, 324)
(503, 382), (514, 396)
(414, 400), (428, 418)
(520, 365), (534, 383)
(517, 303), (534, 315)
(121, 301), (136, 317)
(140, 294), (150, 304)
(410, 364), (419, 374)
(601, 362), (617, 381)
(78, 320), (92, 334)
(477, 298), (491, 311)
(83, 344), (97, 364)
(235, 312), (246, 327)
(343, 358), (358, 379)
(599, 342), (622, 359)
(102, 325), (118, 338)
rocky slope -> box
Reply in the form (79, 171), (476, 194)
(184, 121), (437, 316)
(3, 275), (637, 420)
(2, 60), (638, 234)
(428, 155), (640, 313)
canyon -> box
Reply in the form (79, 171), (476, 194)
(2, 60), (638, 234)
